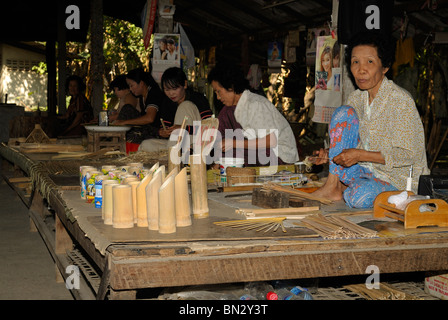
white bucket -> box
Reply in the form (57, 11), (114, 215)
(218, 158), (245, 183)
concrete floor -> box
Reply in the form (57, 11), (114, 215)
(0, 178), (73, 300)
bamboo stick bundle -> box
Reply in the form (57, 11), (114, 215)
(300, 213), (377, 239)
(214, 217), (287, 233)
(262, 182), (333, 205)
(343, 283), (420, 300)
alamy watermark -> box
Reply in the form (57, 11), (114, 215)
(65, 265), (80, 290)
(365, 265), (380, 289)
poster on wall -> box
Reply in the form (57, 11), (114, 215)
(267, 41), (283, 73)
(151, 33), (181, 83)
(306, 27), (330, 66)
(312, 35), (342, 124)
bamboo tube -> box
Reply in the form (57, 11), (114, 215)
(168, 145), (181, 173)
(112, 185), (134, 228)
(146, 167), (164, 230)
(128, 180), (140, 224)
(102, 180), (119, 222)
(135, 163), (159, 227)
(175, 167), (192, 227)
(189, 154), (209, 219)
(158, 175), (176, 234)
(165, 166), (179, 182)
(123, 176), (139, 185)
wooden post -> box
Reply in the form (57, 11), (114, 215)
(57, 2), (67, 114)
(112, 185), (134, 228)
(175, 167), (192, 227)
(158, 175), (176, 234)
(90, 0), (105, 117)
(189, 154), (209, 219)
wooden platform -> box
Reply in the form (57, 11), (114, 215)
(2, 143), (448, 300)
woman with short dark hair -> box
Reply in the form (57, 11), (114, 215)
(312, 31), (430, 208)
(56, 75), (93, 136)
(208, 63), (299, 166)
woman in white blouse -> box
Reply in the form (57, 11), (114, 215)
(312, 32), (430, 208)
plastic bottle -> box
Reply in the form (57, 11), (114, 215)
(244, 282), (278, 300)
(290, 286), (314, 300)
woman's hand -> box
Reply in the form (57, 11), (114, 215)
(112, 119), (126, 126)
(311, 148), (329, 165)
(333, 148), (361, 167)
(221, 138), (235, 152)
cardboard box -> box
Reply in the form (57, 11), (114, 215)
(425, 274), (448, 300)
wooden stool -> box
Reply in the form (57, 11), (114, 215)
(87, 130), (126, 153)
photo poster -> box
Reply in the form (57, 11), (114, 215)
(267, 41), (283, 73)
(312, 35), (343, 124)
(306, 27), (330, 67)
(151, 33), (181, 83)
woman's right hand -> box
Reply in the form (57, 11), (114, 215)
(311, 148), (329, 165)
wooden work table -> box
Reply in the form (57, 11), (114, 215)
(1, 143), (448, 300)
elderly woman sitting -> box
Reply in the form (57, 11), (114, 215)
(312, 32), (430, 208)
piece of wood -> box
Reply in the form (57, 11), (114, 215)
(237, 206), (320, 216)
(112, 185), (134, 228)
(226, 167), (256, 185)
(146, 167), (164, 230)
(252, 187), (289, 208)
(102, 180), (119, 222)
(19, 143), (85, 153)
(190, 154), (209, 219)
(158, 175), (176, 234)
(175, 167), (192, 227)
(135, 163), (158, 227)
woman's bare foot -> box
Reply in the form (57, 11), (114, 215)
(312, 173), (345, 201)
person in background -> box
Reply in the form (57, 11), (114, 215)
(207, 63), (299, 166)
(113, 68), (177, 144)
(311, 31), (430, 208)
(139, 67), (210, 152)
(108, 75), (138, 122)
(56, 75), (93, 136)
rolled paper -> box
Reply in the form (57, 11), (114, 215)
(123, 176), (139, 185)
(112, 185), (134, 228)
(94, 175), (109, 209)
(86, 170), (102, 204)
(128, 166), (141, 177)
(119, 165), (130, 173)
(128, 180), (140, 224)
(146, 167), (163, 230)
(102, 180), (119, 221)
(127, 162), (143, 169)
(189, 154), (209, 219)
(80, 166), (96, 199)
(175, 167), (192, 227)
(158, 175), (176, 234)
(101, 165), (117, 175)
